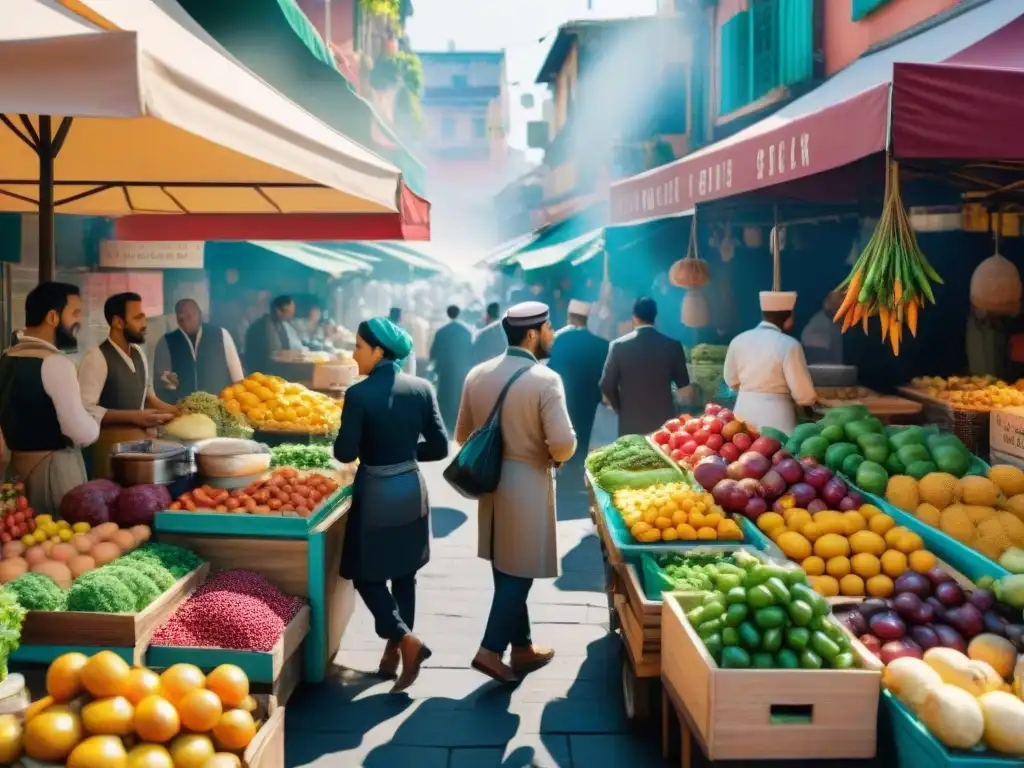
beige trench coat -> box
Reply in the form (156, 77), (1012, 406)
(455, 351), (576, 579)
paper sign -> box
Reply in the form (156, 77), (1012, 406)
(990, 407), (1024, 461)
(99, 241), (204, 269)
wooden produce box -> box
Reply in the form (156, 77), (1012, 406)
(661, 594), (883, 761)
(615, 562), (662, 678)
(13, 564), (210, 666)
(158, 497), (354, 683)
(145, 606), (310, 706)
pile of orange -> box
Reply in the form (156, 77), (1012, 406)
(613, 482), (743, 543)
(757, 504), (937, 598)
(1, 651), (261, 767)
(220, 372), (341, 434)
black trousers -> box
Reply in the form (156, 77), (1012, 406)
(354, 574), (416, 644)
(481, 565), (533, 654)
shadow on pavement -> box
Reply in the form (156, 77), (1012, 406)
(553, 533), (604, 593)
(555, 460), (590, 522)
(431, 505), (468, 538)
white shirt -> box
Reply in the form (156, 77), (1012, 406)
(0, 339), (100, 459)
(724, 322), (817, 405)
(161, 327), (244, 384)
(79, 339), (154, 424)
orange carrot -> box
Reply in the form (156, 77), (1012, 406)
(894, 278), (903, 306)
(841, 308), (855, 334)
(907, 299), (919, 337)
(889, 313), (901, 356)
(879, 305), (890, 342)
(834, 272), (862, 322)
(861, 306), (870, 334)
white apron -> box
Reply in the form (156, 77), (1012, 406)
(734, 391), (797, 435)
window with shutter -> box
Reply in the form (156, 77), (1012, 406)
(750, 0), (778, 101)
(852, 0), (892, 22)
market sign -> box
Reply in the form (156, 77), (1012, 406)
(609, 83), (891, 226)
(99, 240), (205, 269)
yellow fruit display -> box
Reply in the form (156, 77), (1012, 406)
(908, 550), (937, 573)
(220, 372), (342, 435)
(801, 556), (825, 575)
(851, 552), (881, 578)
(886, 476), (920, 512)
(989, 464), (1024, 497)
(67, 735), (128, 768)
(814, 533), (850, 559)
(909, 374), (1024, 408)
(24, 706), (83, 762)
(916, 503), (941, 527)
(777, 531), (812, 561)
(849, 530), (886, 557)
(840, 574), (865, 596)
(809, 575), (840, 597)
(869, 513), (896, 536)
(826, 556), (851, 578)
(881, 549), (909, 578)
(866, 574), (894, 597)
(757, 512), (785, 535)
(80, 696), (135, 736)
(919, 473), (961, 509)
(0, 714), (23, 765)
(613, 483), (737, 543)
(126, 743), (174, 768)
(960, 476), (1001, 507)
(169, 734), (216, 768)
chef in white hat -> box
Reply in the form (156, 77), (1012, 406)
(723, 291), (817, 434)
(548, 299), (609, 456)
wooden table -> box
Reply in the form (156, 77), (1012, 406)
(816, 387), (923, 423)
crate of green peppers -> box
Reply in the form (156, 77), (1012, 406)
(660, 553), (885, 760)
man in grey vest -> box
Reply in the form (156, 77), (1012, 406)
(153, 298), (244, 403)
(473, 302), (507, 364)
(79, 292), (176, 479)
(0, 283), (99, 514)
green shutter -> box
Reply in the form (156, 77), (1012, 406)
(719, 11), (751, 115)
(777, 0), (813, 87)
(852, 0), (891, 21)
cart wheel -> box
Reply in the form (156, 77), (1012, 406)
(620, 649), (651, 726)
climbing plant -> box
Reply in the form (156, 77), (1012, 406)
(358, 0), (400, 23)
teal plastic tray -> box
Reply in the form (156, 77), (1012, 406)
(591, 476), (782, 558)
(11, 644), (134, 665)
(154, 484), (352, 539)
(638, 546), (784, 601)
(884, 690), (1017, 768)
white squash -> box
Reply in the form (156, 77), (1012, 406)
(978, 690), (1024, 756)
(882, 657), (942, 713)
(923, 647), (1005, 696)
(918, 684), (985, 749)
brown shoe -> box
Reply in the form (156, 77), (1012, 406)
(376, 641), (400, 680)
(471, 649), (519, 684)
(510, 645), (555, 675)
(391, 634), (432, 694)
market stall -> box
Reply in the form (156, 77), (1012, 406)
(585, 394), (1024, 766)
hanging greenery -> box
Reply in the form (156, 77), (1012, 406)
(369, 54), (402, 91)
(394, 88), (424, 136)
(358, 0), (400, 23)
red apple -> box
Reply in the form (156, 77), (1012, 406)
(705, 434), (725, 451)
(670, 449), (685, 463)
(684, 419), (701, 434)
(693, 445), (715, 461)
(681, 440), (698, 456)
(719, 442), (741, 462)
(732, 433), (753, 452)
(707, 419), (723, 435)
(693, 429), (710, 445)
(718, 408), (734, 422)
(669, 432), (687, 450)
(653, 430), (671, 445)
(747, 429), (760, 441)
(705, 403), (722, 415)
(665, 419), (682, 433)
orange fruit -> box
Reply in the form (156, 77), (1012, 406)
(125, 743), (174, 768)
(80, 651), (131, 699)
(0, 714), (23, 765)
(47, 652), (89, 702)
(169, 733), (216, 768)
(159, 664), (206, 706)
(237, 695), (258, 713)
(81, 696), (135, 736)
(124, 668), (163, 706)
(212, 709), (257, 751)
(203, 754), (242, 768)
(24, 706), (83, 762)
(66, 734), (127, 768)
(133, 695), (180, 743)
(178, 689), (223, 732)
(24, 695), (55, 723)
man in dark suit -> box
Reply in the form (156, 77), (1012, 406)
(473, 302), (507, 364)
(429, 305), (473, 432)
(600, 297), (690, 436)
(548, 299), (608, 457)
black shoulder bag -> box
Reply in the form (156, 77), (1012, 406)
(443, 365), (531, 499)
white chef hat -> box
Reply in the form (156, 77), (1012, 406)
(567, 299), (592, 317)
(759, 291), (797, 312)
(505, 301), (550, 327)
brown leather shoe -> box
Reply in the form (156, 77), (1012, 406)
(391, 634), (432, 694)
(471, 649), (519, 684)
(376, 641), (400, 680)
(510, 645), (555, 675)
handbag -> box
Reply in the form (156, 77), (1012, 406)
(443, 365), (531, 499)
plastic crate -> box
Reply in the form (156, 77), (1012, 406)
(638, 546), (786, 601)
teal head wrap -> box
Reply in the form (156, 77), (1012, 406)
(363, 317), (414, 369)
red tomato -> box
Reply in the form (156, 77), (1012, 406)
(0, 533), (11, 544)
(680, 440), (698, 456)
(692, 429), (710, 445)
(732, 433), (753, 452)
(670, 449), (685, 463)
(652, 430), (671, 445)
(705, 434), (725, 451)
(718, 409), (734, 422)
(704, 403), (722, 416)
(683, 419), (701, 434)
(668, 432), (687, 450)
(664, 419), (682, 433)
(706, 419), (723, 435)
(718, 442), (740, 463)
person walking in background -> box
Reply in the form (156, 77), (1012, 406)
(429, 305), (473, 432)
(473, 302), (507, 364)
(548, 300), (609, 458)
(333, 317), (449, 693)
(600, 297), (690, 437)
(153, 299), (244, 403)
(243, 295), (303, 373)
(801, 291), (845, 365)
(0, 283), (99, 513)
(455, 302), (576, 683)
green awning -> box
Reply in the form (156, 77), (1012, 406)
(479, 232), (543, 267)
(511, 229), (604, 271)
(248, 241), (373, 275)
(177, 0), (427, 196)
(322, 242), (447, 275)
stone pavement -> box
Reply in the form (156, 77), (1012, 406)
(285, 408), (671, 767)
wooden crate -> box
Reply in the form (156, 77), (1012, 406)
(145, 606), (310, 705)
(14, 564), (210, 665)
(158, 497), (355, 683)
(616, 562), (661, 676)
(661, 594), (883, 761)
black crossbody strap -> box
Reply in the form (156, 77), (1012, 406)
(482, 364), (532, 428)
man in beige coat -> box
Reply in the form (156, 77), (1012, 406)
(455, 301), (577, 683)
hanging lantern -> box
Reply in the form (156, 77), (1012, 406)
(743, 226), (763, 248)
(971, 217), (1021, 316)
(669, 214), (711, 288)
(719, 223), (735, 263)
(682, 288), (710, 328)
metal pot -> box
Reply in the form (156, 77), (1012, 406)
(109, 439), (194, 486)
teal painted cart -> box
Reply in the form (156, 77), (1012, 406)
(153, 487), (353, 683)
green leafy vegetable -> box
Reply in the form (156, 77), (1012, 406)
(121, 542), (204, 579)
(178, 391), (254, 439)
(586, 435), (666, 477)
(4, 572), (66, 611)
(67, 570), (136, 613)
(270, 443), (333, 470)
(0, 589), (25, 680)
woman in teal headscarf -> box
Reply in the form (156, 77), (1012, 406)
(334, 317), (449, 692)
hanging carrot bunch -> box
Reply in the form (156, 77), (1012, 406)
(832, 160), (943, 355)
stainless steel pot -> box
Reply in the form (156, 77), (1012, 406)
(109, 439), (194, 486)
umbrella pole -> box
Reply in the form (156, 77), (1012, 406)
(38, 116), (54, 284)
